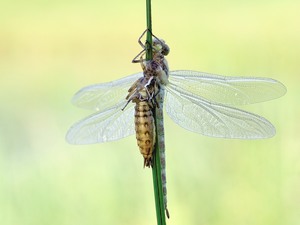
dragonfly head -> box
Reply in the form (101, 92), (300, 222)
(153, 38), (170, 56)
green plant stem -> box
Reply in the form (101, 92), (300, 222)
(145, 1), (166, 225)
(146, 0), (153, 61)
(152, 143), (166, 225)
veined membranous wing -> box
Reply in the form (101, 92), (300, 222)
(66, 73), (142, 144)
(165, 70), (286, 139)
(66, 69), (286, 144)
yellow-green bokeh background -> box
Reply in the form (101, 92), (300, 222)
(1, 0), (299, 224)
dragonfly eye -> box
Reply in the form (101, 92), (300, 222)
(161, 44), (170, 56)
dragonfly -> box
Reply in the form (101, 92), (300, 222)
(66, 44), (286, 143)
(66, 34), (286, 218)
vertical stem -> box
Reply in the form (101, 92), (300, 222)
(146, 0), (153, 61)
(152, 142), (166, 225)
(152, 93), (167, 225)
(146, 0), (166, 224)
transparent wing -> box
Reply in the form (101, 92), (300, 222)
(165, 84), (276, 139)
(169, 70), (286, 105)
(72, 72), (143, 111)
(66, 101), (135, 144)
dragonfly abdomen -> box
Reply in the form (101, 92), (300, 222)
(134, 101), (156, 167)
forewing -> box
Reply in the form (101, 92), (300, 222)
(66, 101), (135, 144)
(169, 70), (286, 105)
(165, 85), (276, 139)
(72, 72), (143, 111)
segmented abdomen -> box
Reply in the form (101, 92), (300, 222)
(134, 101), (156, 167)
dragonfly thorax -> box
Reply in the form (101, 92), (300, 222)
(142, 60), (169, 86)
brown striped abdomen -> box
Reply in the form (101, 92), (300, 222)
(134, 101), (156, 167)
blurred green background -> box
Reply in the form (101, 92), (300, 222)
(1, 0), (299, 224)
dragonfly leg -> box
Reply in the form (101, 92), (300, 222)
(166, 208), (170, 219)
(132, 29), (168, 63)
(137, 29), (148, 49)
(132, 29), (148, 63)
(121, 99), (131, 111)
(132, 49), (146, 63)
(139, 28), (165, 49)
